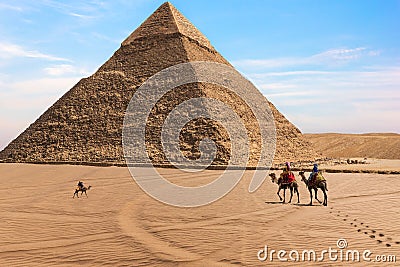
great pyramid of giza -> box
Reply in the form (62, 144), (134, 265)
(0, 2), (318, 166)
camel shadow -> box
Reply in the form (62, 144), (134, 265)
(265, 201), (285, 205)
(293, 203), (320, 207)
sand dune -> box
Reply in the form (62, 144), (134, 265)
(319, 158), (400, 173)
(0, 163), (399, 266)
(304, 133), (400, 159)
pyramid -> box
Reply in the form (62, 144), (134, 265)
(0, 2), (318, 166)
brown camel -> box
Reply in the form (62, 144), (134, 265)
(269, 173), (300, 203)
(73, 185), (92, 198)
(299, 171), (328, 206)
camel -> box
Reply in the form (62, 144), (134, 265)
(269, 173), (300, 203)
(299, 171), (328, 206)
(73, 185), (92, 198)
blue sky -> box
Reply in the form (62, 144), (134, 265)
(0, 0), (399, 149)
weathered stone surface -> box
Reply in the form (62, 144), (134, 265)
(0, 2), (318, 166)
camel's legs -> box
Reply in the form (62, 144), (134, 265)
(314, 188), (322, 203)
(73, 189), (89, 199)
(277, 188), (283, 201)
(322, 188), (328, 206)
(288, 187), (293, 203)
(283, 188), (286, 203)
(308, 187), (313, 205)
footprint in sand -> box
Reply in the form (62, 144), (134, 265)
(357, 225), (395, 247)
(332, 211), (386, 243)
(344, 217), (393, 246)
(375, 240), (392, 247)
(334, 213), (395, 247)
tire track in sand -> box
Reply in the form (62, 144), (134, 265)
(117, 199), (234, 266)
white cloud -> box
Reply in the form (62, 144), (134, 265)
(250, 71), (331, 78)
(0, 42), (71, 61)
(265, 91), (314, 98)
(257, 82), (296, 90)
(368, 50), (381, 56)
(0, 3), (23, 11)
(233, 57), (306, 69)
(250, 67), (400, 93)
(233, 47), (380, 70)
(68, 12), (95, 20)
(43, 64), (91, 76)
(312, 47), (366, 61)
(37, 0), (106, 20)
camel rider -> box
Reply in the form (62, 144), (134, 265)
(77, 181), (84, 190)
(308, 163), (319, 185)
(280, 162), (295, 184)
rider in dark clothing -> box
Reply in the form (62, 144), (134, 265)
(308, 163), (319, 184)
(77, 181), (84, 189)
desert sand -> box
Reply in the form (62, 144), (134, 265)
(304, 133), (400, 160)
(0, 163), (399, 266)
(319, 158), (400, 173)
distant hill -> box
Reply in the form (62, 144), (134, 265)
(304, 133), (400, 160)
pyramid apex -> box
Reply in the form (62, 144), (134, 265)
(122, 2), (213, 50)
(157, 1), (175, 10)
(163, 1), (174, 7)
